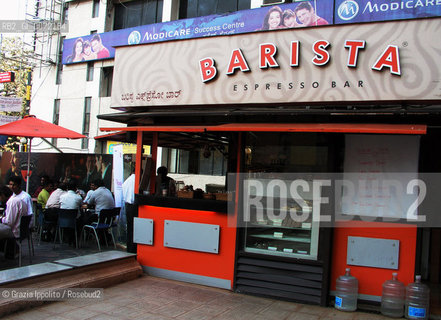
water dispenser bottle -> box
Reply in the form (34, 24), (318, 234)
(335, 268), (358, 311)
(405, 275), (430, 319)
(381, 272), (405, 318)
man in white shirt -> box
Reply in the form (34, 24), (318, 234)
(46, 183), (68, 209)
(83, 181), (97, 205)
(122, 169), (137, 253)
(15, 185), (33, 216)
(86, 179), (114, 215)
(0, 177), (29, 255)
(60, 181), (83, 210)
(59, 181), (82, 246)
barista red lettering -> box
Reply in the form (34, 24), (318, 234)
(312, 40), (330, 66)
(290, 41), (300, 67)
(345, 40), (365, 67)
(372, 45), (401, 76)
(259, 43), (278, 69)
(199, 57), (217, 82)
(226, 49), (250, 75)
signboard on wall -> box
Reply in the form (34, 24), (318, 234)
(0, 96), (22, 112)
(106, 141), (150, 154)
(62, 1), (333, 64)
(335, 0), (441, 24)
(0, 115), (20, 125)
(0, 72), (15, 83)
(62, 0), (441, 65)
(112, 19), (441, 107)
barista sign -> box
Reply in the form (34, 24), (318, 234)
(112, 19), (441, 107)
(199, 40), (401, 83)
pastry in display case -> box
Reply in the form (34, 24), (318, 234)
(243, 180), (319, 260)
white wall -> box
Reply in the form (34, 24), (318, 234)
(30, 0), (255, 155)
(30, 0), (123, 154)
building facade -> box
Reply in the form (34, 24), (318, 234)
(30, 0), (441, 313)
(30, 0), (261, 153)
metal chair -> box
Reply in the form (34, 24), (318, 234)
(53, 209), (78, 249)
(8, 214), (33, 267)
(80, 207), (120, 251)
(38, 208), (58, 245)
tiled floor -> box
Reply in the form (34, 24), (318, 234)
(3, 275), (394, 320)
(0, 232), (124, 271)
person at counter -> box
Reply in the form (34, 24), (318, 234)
(155, 166), (176, 197)
(122, 168), (137, 253)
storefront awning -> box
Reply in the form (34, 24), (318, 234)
(99, 123), (427, 135)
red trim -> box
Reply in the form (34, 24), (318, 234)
(149, 132), (158, 195)
(100, 123), (427, 135)
(134, 131), (142, 194)
(94, 131), (126, 140)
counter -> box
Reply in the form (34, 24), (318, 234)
(135, 194), (229, 213)
(134, 194), (237, 290)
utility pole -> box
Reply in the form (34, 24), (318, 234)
(25, 70), (31, 115)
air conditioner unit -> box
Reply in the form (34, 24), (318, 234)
(261, 0), (287, 6)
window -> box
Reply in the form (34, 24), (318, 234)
(55, 36), (65, 84)
(262, 0), (292, 5)
(162, 147), (227, 176)
(86, 62), (94, 81)
(100, 66), (113, 97)
(92, 0), (100, 18)
(52, 99), (60, 145)
(113, 0), (163, 30)
(179, 0), (251, 19)
(82, 97), (92, 149)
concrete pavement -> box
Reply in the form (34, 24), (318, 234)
(3, 274), (391, 320)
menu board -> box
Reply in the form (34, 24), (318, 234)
(341, 134), (420, 219)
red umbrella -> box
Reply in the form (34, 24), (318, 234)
(0, 115), (86, 192)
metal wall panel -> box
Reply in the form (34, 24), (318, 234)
(347, 236), (399, 269)
(134, 217), (154, 245)
(163, 220), (220, 254)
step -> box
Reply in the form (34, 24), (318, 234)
(0, 250), (143, 317)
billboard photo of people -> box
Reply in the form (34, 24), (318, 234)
(0, 152), (113, 195)
(65, 34), (111, 64)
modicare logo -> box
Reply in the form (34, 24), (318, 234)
(128, 31), (141, 45)
(338, 0), (360, 21)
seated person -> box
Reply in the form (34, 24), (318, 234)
(155, 166), (176, 197)
(46, 182), (67, 209)
(59, 181), (83, 245)
(83, 181), (97, 204)
(37, 179), (53, 208)
(0, 185), (12, 211)
(1, 177), (29, 257)
(85, 178), (114, 217)
(60, 181), (83, 210)
(33, 175), (50, 198)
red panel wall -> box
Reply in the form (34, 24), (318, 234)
(137, 205), (237, 288)
(330, 221), (417, 297)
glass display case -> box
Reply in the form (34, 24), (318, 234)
(243, 178), (320, 260)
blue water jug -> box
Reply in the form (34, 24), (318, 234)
(335, 268), (358, 312)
